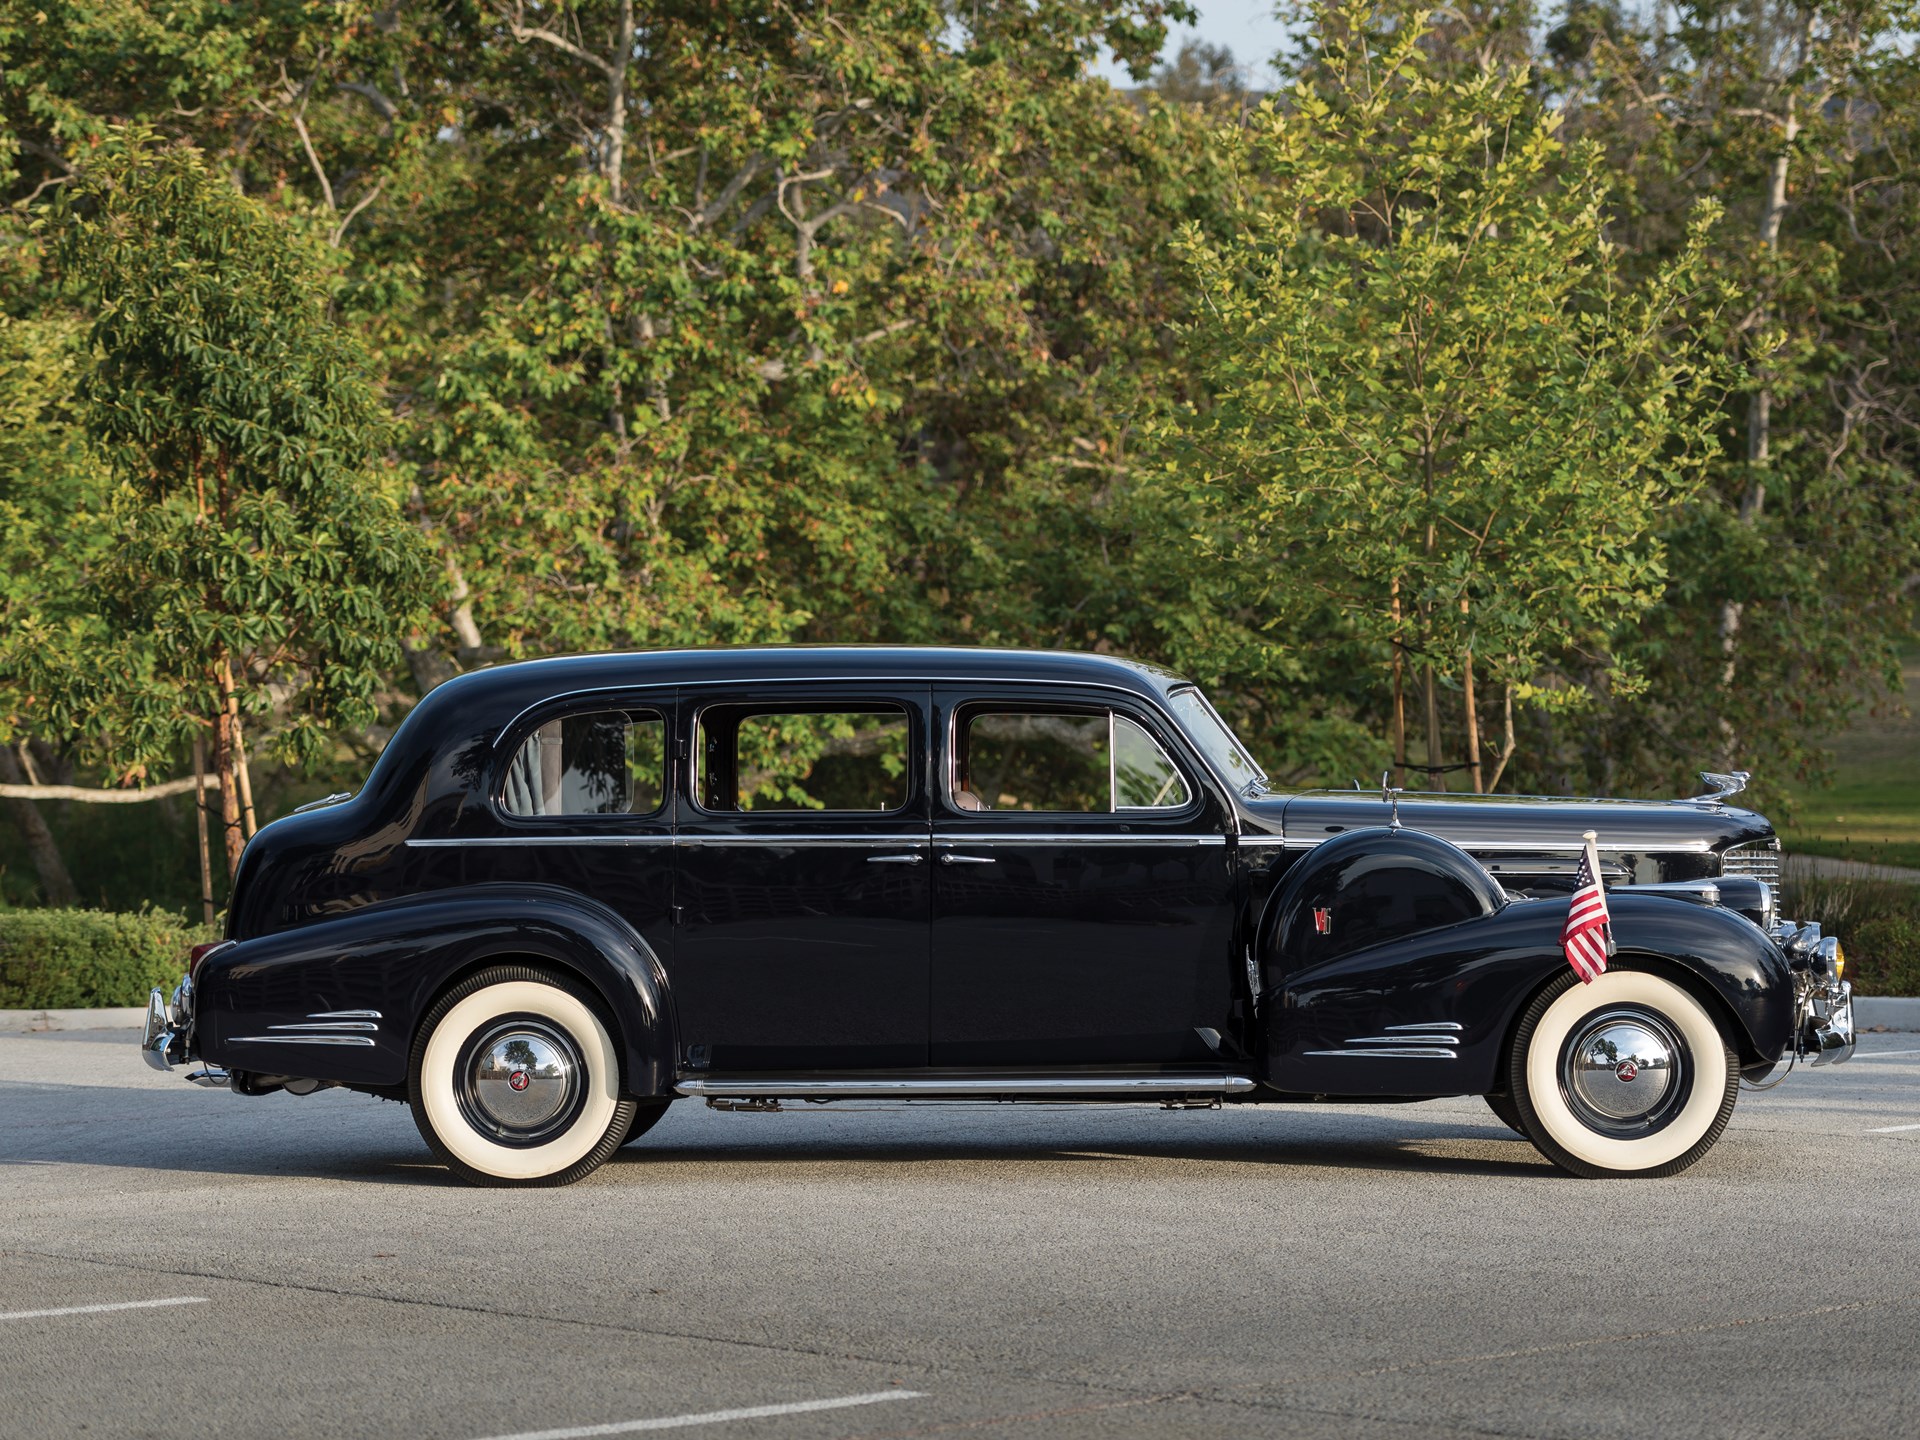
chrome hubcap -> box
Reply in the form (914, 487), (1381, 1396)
(1560, 1008), (1689, 1135)
(456, 1019), (584, 1146)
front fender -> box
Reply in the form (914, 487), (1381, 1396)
(196, 884), (675, 1095)
(1263, 893), (1793, 1096)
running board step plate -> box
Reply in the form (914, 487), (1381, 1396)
(675, 1072), (1259, 1100)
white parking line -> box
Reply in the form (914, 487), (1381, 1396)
(471, 1390), (926, 1440)
(0, 1296), (208, 1323)
(1867, 1123), (1920, 1134)
(1852, 1049), (1920, 1059)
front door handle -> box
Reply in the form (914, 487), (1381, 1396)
(867, 854), (924, 866)
(940, 854), (997, 866)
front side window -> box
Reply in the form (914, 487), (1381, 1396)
(1167, 687), (1267, 793)
(699, 707), (911, 812)
(954, 709), (1190, 813)
(502, 710), (666, 816)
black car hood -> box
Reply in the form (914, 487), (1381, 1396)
(1252, 789), (1774, 854)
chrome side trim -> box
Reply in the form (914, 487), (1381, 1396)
(409, 832), (1230, 848)
(306, 1010), (382, 1020)
(267, 1021), (379, 1032)
(677, 835), (921, 846)
(1265, 835), (1711, 854)
(932, 834), (1227, 846)
(1384, 1022), (1462, 1033)
(1300, 1048), (1460, 1060)
(406, 836), (674, 848)
(675, 1073), (1260, 1099)
(1344, 1035), (1460, 1047)
(227, 1035), (377, 1048)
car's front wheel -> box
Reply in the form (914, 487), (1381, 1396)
(409, 965), (637, 1186)
(1509, 967), (1739, 1179)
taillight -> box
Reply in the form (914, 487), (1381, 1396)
(188, 941), (225, 980)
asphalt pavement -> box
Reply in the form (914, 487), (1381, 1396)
(2, 1028), (1916, 1440)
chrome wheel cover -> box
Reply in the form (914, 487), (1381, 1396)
(1557, 1006), (1691, 1138)
(454, 1018), (587, 1147)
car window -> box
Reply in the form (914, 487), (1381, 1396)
(1114, 716), (1191, 809)
(699, 707), (911, 812)
(502, 710), (666, 816)
(956, 709), (1190, 813)
(1167, 687), (1267, 791)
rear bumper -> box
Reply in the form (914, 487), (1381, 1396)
(140, 978), (189, 1072)
(141, 977), (226, 1085)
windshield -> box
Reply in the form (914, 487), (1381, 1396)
(1167, 687), (1269, 792)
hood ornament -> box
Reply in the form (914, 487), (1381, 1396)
(1381, 770), (1403, 830)
(1689, 770), (1751, 804)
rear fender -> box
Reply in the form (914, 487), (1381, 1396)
(195, 884), (675, 1095)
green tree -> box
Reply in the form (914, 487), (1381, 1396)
(12, 131), (438, 877)
(1162, 3), (1727, 790)
(1536, 0), (1920, 799)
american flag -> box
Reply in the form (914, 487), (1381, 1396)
(1563, 831), (1614, 983)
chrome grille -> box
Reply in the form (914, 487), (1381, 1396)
(1721, 841), (1782, 891)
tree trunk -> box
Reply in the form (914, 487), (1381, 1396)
(1389, 578), (1407, 787)
(0, 745), (79, 906)
(193, 736), (215, 927)
(1462, 650), (1483, 794)
(212, 659), (245, 878)
(1717, 10), (1809, 763)
(604, 0), (633, 203)
(1484, 682), (1518, 792)
(231, 701), (258, 840)
(1422, 658), (1444, 791)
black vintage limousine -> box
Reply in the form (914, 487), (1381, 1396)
(143, 647), (1854, 1185)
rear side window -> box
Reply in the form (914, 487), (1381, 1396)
(503, 710), (666, 816)
(698, 707), (911, 812)
(955, 709), (1190, 813)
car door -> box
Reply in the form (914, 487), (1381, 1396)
(930, 685), (1238, 1067)
(668, 684), (933, 1071)
(485, 691), (680, 965)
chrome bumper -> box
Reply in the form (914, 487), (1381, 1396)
(1772, 922), (1856, 1068)
(140, 975), (226, 1085)
(1800, 975), (1855, 1067)
(141, 978), (187, 1072)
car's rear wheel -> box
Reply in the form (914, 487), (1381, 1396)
(409, 965), (636, 1187)
(1509, 967), (1739, 1179)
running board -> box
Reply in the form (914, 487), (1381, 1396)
(674, 1071), (1260, 1101)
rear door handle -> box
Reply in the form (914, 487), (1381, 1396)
(867, 854), (924, 866)
(940, 854), (996, 866)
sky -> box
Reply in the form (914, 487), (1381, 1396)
(1095, 0), (1293, 89)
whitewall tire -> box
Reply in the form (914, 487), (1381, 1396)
(1509, 967), (1740, 1179)
(409, 965), (638, 1186)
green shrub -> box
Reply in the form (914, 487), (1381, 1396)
(1846, 917), (1920, 998)
(0, 908), (213, 1009)
(1782, 879), (1920, 997)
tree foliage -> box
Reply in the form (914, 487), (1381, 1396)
(0, 0), (1916, 909)
(17, 131), (438, 872)
(1163, 4), (1730, 789)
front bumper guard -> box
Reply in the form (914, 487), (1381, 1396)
(1771, 922), (1856, 1068)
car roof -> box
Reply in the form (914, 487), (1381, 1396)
(436, 645), (1193, 709)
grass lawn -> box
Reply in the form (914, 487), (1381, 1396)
(1779, 649), (1920, 870)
